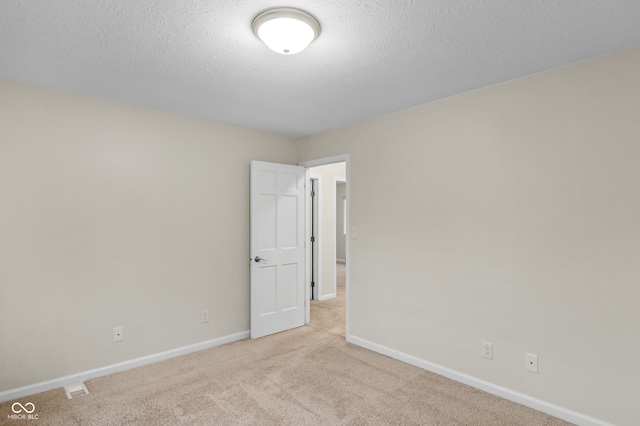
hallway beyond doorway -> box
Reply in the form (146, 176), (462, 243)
(309, 262), (346, 337)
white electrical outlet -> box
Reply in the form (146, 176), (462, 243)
(481, 341), (493, 360)
(113, 326), (124, 342)
(525, 353), (538, 373)
(201, 309), (209, 323)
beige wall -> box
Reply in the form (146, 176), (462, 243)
(309, 162), (346, 299)
(0, 79), (298, 391)
(298, 47), (640, 425)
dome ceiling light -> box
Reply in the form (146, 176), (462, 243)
(252, 8), (320, 55)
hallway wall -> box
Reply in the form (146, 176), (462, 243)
(309, 162), (346, 299)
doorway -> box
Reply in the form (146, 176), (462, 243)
(300, 155), (350, 339)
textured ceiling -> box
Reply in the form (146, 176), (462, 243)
(2, 0), (640, 138)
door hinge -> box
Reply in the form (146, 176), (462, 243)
(310, 190), (315, 197)
(310, 236), (315, 242)
(311, 281), (315, 288)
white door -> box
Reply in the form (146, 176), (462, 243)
(250, 161), (306, 339)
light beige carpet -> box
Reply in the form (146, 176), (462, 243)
(1, 264), (572, 425)
(309, 261), (347, 337)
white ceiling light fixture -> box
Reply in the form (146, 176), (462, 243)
(252, 8), (320, 55)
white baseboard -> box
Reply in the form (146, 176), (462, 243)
(0, 330), (250, 404)
(347, 335), (613, 426)
(318, 293), (336, 301)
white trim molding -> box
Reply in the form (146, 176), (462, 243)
(0, 331), (250, 403)
(318, 293), (336, 301)
(348, 335), (614, 426)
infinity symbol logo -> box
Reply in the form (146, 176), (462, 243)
(11, 402), (35, 414)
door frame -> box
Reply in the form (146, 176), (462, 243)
(300, 154), (351, 340)
(310, 177), (320, 301)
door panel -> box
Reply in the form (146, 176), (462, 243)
(250, 161), (306, 339)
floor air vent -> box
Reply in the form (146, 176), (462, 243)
(64, 382), (89, 399)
